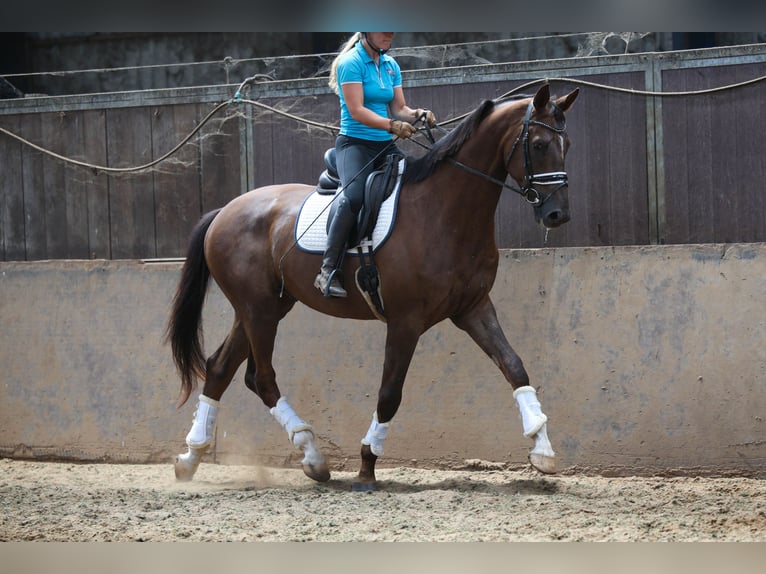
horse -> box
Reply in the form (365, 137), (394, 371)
(166, 82), (579, 487)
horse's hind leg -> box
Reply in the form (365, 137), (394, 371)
(452, 296), (556, 474)
(175, 319), (249, 481)
(243, 311), (330, 483)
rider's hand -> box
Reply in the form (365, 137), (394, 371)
(389, 119), (417, 139)
(415, 108), (437, 127)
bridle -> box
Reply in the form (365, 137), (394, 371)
(444, 99), (569, 207)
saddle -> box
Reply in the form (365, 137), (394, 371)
(317, 148), (403, 247)
(313, 148), (404, 321)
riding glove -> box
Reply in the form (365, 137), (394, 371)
(389, 119), (417, 139)
(415, 108), (437, 127)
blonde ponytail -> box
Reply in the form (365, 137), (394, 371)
(328, 32), (362, 95)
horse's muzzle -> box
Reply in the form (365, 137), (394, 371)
(541, 206), (570, 229)
(535, 195), (570, 229)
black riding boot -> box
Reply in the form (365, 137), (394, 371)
(315, 195), (356, 298)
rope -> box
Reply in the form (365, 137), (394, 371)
(0, 73), (765, 172)
(0, 100), (230, 174)
(441, 74), (766, 126)
(235, 98), (338, 132)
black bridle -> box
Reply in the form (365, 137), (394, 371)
(444, 100), (569, 206)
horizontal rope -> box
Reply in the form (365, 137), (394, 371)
(0, 73), (765, 173)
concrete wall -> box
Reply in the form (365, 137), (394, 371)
(1, 244), (765, 477)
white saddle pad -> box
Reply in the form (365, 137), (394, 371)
(294, 159), (404, 254)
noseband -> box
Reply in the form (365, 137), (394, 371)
(504, 100), (569, 206)
(445, 99), (569, 207)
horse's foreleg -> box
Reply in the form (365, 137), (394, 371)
(356, 322), (420, 487)
(513, 386), (556, 473)
(175, 320), (249, 481)
(452, 296), (556, 474)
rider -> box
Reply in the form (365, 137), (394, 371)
(314, 32), (437, 298)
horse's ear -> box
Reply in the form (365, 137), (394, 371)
(554, 88), (580, 112)
(533, 83), (550, 110)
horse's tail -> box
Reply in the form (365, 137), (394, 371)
(164, 208), (221, 407)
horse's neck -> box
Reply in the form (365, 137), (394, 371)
(404, 112), (515, 238)
(440, 128), (507, 214)
(413, 156), (503, 239)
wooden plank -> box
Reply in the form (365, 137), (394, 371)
(151, 103), (201, 258)
(664, 67), (716, 244)
(39, 111), (71, 259)
(199, 103), (242, 214)
(20, 114), (47, 260)
(660, 68), (692, 244)
(105, 107), (155, 259)
(709, 67), (739, 243)
(250, 100), (275, 189)
(79, 109), (110, 259)
(731, 63), (765, 242)
(0, 116), (26, 261)
(49, 109), (109, 259)
(59, 111), (92, 259)
(583, 74), (617, 246)
(606, 72), (649, 245)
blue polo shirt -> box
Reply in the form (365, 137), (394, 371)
(337, 40), (402, 141)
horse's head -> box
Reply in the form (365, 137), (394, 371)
(504, 83), (579, 229)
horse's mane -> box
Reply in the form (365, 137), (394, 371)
(401, 94), (529, 185)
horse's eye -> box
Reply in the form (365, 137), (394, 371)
(532, 140), (548, 152)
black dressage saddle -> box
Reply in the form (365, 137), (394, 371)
(316, 148), (403, 248)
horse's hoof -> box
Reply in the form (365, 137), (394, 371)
(174, 456), (196, 482)
(351, 481), (376, 492)
(529, 453), (557, 474)
(174, 447), (204, 482)
(302, 463), (331, 483)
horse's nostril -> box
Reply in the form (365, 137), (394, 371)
(544, 210), (570, 228)
(547, 210), (562, 221)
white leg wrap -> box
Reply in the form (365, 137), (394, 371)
(361, 411), (390, 457)
(270, 397), (314, 442)
(513, 386), (548, 438)
(530, 423), (556, 458)
(270, 397), (323, 467)
(292, 428), (326, 467)
(185, 394), (220, 448)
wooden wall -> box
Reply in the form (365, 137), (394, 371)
(2, 44), (766, 261)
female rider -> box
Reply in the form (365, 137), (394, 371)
(315, 32), (437, 297)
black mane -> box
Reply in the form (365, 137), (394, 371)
(401, 94), (530, 185)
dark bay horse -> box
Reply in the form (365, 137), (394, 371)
(167, 83), (579, 486)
